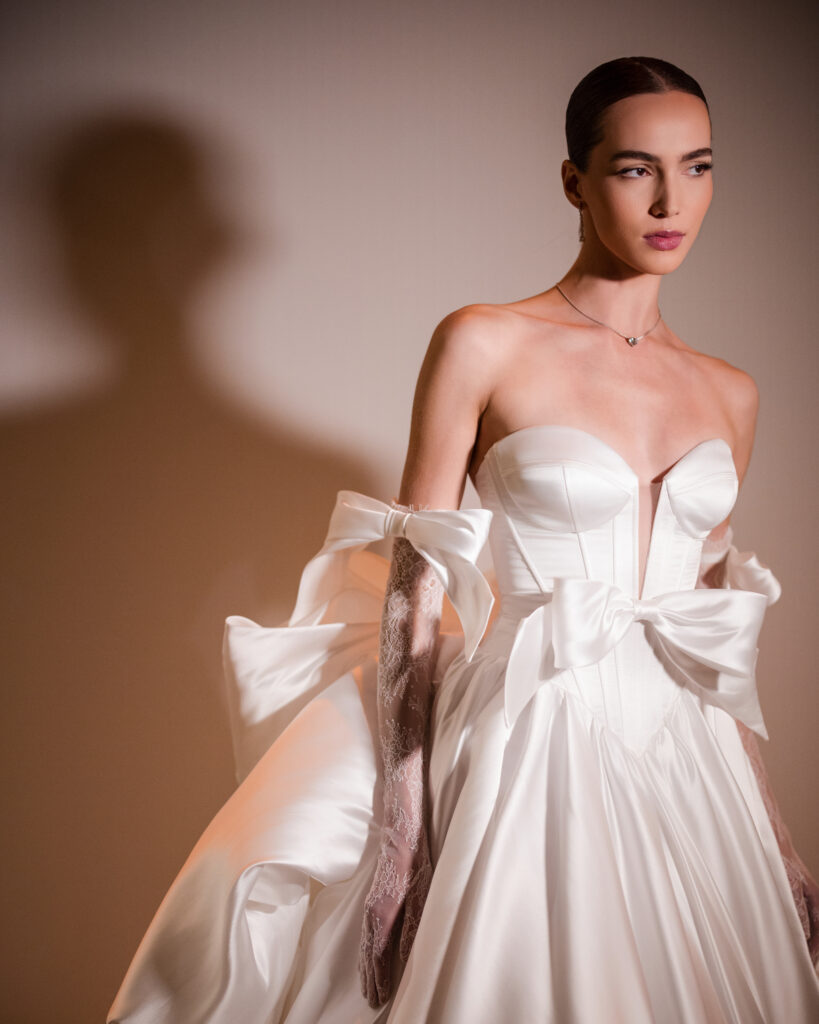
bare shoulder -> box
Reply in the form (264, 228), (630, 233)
(417, 302), (516, 414)
(428, 302), (515, 366)
(694, 351), (759, 480)
(697, 352), (758, 428)
(397, 303), (510, 508)
(427, 301), (531, 389)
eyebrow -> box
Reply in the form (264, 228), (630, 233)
(608, 147), (713, 163)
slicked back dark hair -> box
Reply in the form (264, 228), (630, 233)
(566, 57), (710, 172)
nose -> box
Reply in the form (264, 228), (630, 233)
(649, 173), (679, 219)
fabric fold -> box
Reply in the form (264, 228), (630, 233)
(725, 544), (782, 606)
(502, 577), (771, 739)
(224, 490), (494, 782)
(698, 525), (782, 608)
(303, 490), (495, 658)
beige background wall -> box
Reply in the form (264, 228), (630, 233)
(1, 1), (816, 1020)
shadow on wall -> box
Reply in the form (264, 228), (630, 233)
(0, 111), (376, 1023)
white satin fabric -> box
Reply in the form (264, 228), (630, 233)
(108, 424), (819, 1023)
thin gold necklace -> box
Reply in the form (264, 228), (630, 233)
(555, 284), (662, 347)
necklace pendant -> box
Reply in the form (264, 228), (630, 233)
(626, 336), (638, 346)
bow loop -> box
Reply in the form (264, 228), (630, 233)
(726, 546), (782, 606)
(503, 576), (771, 740)
(293, 490), (494, 660)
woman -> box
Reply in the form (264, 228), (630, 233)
(109, 56), (819, 1023)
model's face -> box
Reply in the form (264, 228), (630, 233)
(568, 91), (714, 273)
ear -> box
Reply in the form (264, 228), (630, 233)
(560, 159), (583, 210)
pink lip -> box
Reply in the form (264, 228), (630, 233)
(644, 231), (684, 251)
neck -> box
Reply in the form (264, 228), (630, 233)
(558, 257), (662, 332)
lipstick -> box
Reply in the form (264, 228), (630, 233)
(644, 231), (684, 251)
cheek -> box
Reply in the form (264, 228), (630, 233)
(600, 184), (643, 219)
(595, 191), (643, 237)
(685, 185), (713, 229)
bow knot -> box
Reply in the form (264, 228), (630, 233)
(293, 490), (494, 660)
(503, 575), (771, 740)
(384, 505), (413, 538)
(632, 597), (664, 625)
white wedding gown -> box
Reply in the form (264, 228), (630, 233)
(108, 424), (819, 1023)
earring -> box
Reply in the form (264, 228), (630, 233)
(578, 201), (585, 243)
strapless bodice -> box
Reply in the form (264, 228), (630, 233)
(472, 424), (771, 749)
(474, 423), (739, 602)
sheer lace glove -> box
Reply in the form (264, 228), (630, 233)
(359, 516), (444, 1009)
(698, 528), (819, 965)
(738, 721), (819, 967)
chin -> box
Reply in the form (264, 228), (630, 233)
(652, 253), (689, 274)
(627, 243), (692, 276)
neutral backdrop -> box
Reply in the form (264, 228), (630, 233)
(1, 1), (816, 1021)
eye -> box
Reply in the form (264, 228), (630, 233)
(687, 162), (714, 176)
(617, 166), (650, 177)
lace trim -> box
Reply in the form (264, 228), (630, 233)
(359, 500), (444, 1007)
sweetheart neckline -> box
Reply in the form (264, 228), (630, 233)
(472, 423), (737, 488)
(472, 423), (738, 601)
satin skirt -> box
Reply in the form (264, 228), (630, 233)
(108, 551), (819, 1024)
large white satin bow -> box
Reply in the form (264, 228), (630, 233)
(224, 491), (494, 781)
(291, 490), (495, 659)
(503, 577), (772, 739)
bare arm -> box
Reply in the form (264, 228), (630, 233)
(396, 305), (502, 508)
(359, 307), (498, 1007)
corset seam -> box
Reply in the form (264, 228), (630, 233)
(562, 463), (593, 582)
(610, 543), (625, 731)
(486, 452), (547, 593)
(547, 679), (688, 759)
(564, 465), (613, 728)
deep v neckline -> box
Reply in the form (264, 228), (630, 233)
(472, 423), (737, 600)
